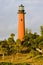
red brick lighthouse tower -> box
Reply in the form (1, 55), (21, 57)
(18, 4), (26, 41)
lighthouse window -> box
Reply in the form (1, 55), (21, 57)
(21, 19), (22, 21)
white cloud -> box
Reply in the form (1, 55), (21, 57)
(19, 0), (43, 4)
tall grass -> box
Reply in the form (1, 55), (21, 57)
(0, 62), (31, 65)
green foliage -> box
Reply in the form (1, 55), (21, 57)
(16, 39), (21, 46)
(0, 33), (16, 55)
(0, 62), (13, 65)
(38, 41), (43, 49)
(10, 33), (15, 39)
(0, 26), (43, 55)
(15, 39), (22, 53)
(40, 26), (43, 36)
(0, 62), (31, 65)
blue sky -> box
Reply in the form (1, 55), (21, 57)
(0, 0), (43, 40)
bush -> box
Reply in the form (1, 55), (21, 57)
(0, 62), (13, 65)
(15, 63), (30, 65)
(0, 62), (31, 65)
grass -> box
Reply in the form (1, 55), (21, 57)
(0, 62), (31, 65)
(0, 53), (43, 65)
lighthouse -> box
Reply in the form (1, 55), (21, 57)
(18, 4), (26, 41)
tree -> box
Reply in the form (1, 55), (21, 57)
(7, 38), (15, 55)
(40, 26), (43, 36)
(16, 39), (21, 46)
(10, 33), (15, 41)
(1, 40), (9, 55)
(7, 33), (16, 55)
(24, 28), (32, 41)
(38, 41), (43, 49)
(32, 32), (39, 39)
(15, 39), (22, 53)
